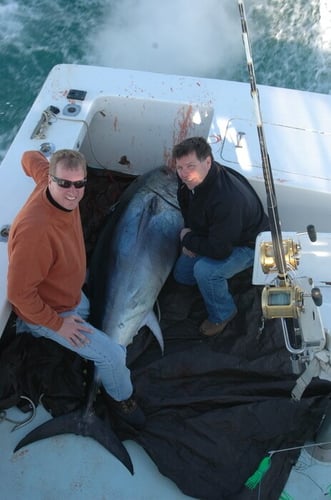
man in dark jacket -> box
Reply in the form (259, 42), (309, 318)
(172, 136), (269, 336)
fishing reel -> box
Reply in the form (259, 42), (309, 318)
(261, 272), (325, 376)
(260, 237), (304, 320)
(258, 225), (326, 369)
(261, 282), (302, 319)
(261, 281), (322, 321)
(259, 224), (317, 275)
(259, 225), (322, 322)
(260, 238), (300, 274)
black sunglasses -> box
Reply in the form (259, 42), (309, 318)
(50, 175), (87, 189)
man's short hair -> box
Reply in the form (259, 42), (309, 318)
(49, 149), (87, 176)
(172, 136), (213, 162)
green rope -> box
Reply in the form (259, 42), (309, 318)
(245, 455), (272, 489)
(279, 491), (294, 500)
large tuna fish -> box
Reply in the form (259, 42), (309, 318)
(88, 166), (183, 350)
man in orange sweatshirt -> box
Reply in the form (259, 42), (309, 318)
(7, 149), (145, 429)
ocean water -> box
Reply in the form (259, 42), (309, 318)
(1, 0), (331, 162)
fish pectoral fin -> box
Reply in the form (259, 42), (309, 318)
(143, 310), (164, 353)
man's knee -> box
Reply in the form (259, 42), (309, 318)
(193, 258), (222, 283)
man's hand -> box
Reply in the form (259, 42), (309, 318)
(182, 246), (196, 257)
(180, 227), (196, 257)
(57, 315), (93, 348)
(180, 227), (192, 240)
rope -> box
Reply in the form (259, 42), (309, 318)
(0, 395), (36, 432)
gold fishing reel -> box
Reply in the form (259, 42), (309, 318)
(260, 238), (305, 319)
(260, 239), (300, 274)
(261, 284), (303, 319)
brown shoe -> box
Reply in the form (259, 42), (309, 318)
(200, 312), (236, 337)
(106, 394), (146, 430)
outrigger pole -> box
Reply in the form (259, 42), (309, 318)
(237, 0), (288, 283)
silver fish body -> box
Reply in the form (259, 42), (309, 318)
(89, 167), (183, 349)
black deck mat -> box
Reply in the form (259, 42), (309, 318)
(125, 274), (331, 500)
(1, 275), (330, 500)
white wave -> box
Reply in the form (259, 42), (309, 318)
(0, 1), (23, 42)
(247, 0), (321, 46)
(319, 0), (331, 51)
(87, 0), (243, 78)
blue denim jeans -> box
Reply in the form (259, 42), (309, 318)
(173, 247), (255, 323)
(16, 292), (133, 401)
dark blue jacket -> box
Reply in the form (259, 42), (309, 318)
(178, 161), (269, 260)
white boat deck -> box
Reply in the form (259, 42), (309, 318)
(285, 448), (331, 499)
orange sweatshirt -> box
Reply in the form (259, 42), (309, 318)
(7, 151), (86, 331)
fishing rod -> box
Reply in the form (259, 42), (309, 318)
(237, 1), (327, 392)
(237, 0), (288, 283)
